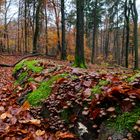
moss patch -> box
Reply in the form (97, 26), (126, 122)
(14, 60), (43, 84)
(14, 60), (43, 74)
(107, 107), (140, 132)
(91, 80), (109, 94)
(91, 85), (102, 94)
(27, 73), (68, 106)
(126, 71), (140, 82)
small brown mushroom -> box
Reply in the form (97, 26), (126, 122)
(106, 107), (115, 112)
(108, 136), (112, 140)
(92, 124), (98, 128)
(136, 120), (140, 125)
(82, 110), (89, 116)
(133, 125), (138, 130)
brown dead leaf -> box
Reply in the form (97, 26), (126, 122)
(29, 82), (37, 91)
(83, 88), (91, 98)
(19, 120), (30, 124)
(10, 116), (17, 125)
(0, 112), (12, 120)
(17, 101), (30, 114)
(83, 80), (92, 87)
(35, 129), (45, 136)
(55, 131), (75, 139)
(56, 78), (66, 84)
(29, 119), (41, 125)
(17, 129), (28, 134)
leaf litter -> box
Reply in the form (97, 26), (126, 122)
(0, 55), (140, 139)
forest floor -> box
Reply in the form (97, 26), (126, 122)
(0, 55), (140, 140)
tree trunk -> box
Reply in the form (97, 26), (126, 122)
(61, 0), (66, 60)
(44, 7), (48, 55)
(131, 0), (138, 69)
(74, 0), (86, 68)
(124, 0), (130, 68)
(52, 0), (61, 53)
(24, 0), (27, 53)
(91, 0), (98, 64)
(33, 0), (42, 54)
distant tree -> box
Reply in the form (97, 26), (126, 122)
(91, 0), (98, 64)
(33, 0), (43, 54)
(131, 0), (138, 69)
(124, 0), (130, 68)
(61, 0), (66, 60)
(51, 0), (61, 53)
(74, 0), (86, 68)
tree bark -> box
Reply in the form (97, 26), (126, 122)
(124, 0), (130, 68)
(33, 0), (42, 54)
(91, 0), (98, 64)
(61, 0), (66, 60)
(131, 0), (138, 69)
(74, 0), (86, 68)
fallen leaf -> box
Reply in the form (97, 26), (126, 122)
(83, 88), (91, 98)
(0, 112), (12, 120)
(29, 119), (41, 125)
(17, 101), (30, 114)
(19, 120), (30, 124)
(55, 131), (75, 139)
(83, 80), (92, 87)
(35, 130), (45, 136)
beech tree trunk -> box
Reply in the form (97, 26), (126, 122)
(33, 0), (42, 54)
(74, 0), (86, 68)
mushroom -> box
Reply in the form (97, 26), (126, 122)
(106, 107), (115, 113)
(136, 120), (140, 125)
(92, 124), (98, 128)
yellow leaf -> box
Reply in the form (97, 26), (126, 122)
(35, 130), (45, 136)
(55, 131), (75, 139)
(29, 119), (41, 125)
(0, 112), (12, 120)
(21, 101), (30, 111)
(19, 120), (30, 124)
(17, 101), (30, 114)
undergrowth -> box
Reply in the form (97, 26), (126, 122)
(107, 106), (140, 132)
(14, 60), (43, 84)
(27, 73), (68, 106)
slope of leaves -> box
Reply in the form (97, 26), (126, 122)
(0, 55), (140, 139)
(13, 58), (140, 140)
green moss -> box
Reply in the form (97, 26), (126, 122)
(27, 73), (68, 106)
(91, 85), (101, 94)
(73, 57), (87, 68)
(14, 60), (44, 84)
(16, 71), (28, 84)
(69, 74), (78, 80)
(107, 107), (140, 132)
(28, 77), (35, 82)
(91, 80), (109, 94)
(126, 72), (140, 82)
(98, 79), (109, 86)
(13, 60), (43, 74)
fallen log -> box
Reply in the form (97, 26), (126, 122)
(0, 53), (41, 67)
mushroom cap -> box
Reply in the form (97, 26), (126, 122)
(106, 107), (115, 112)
